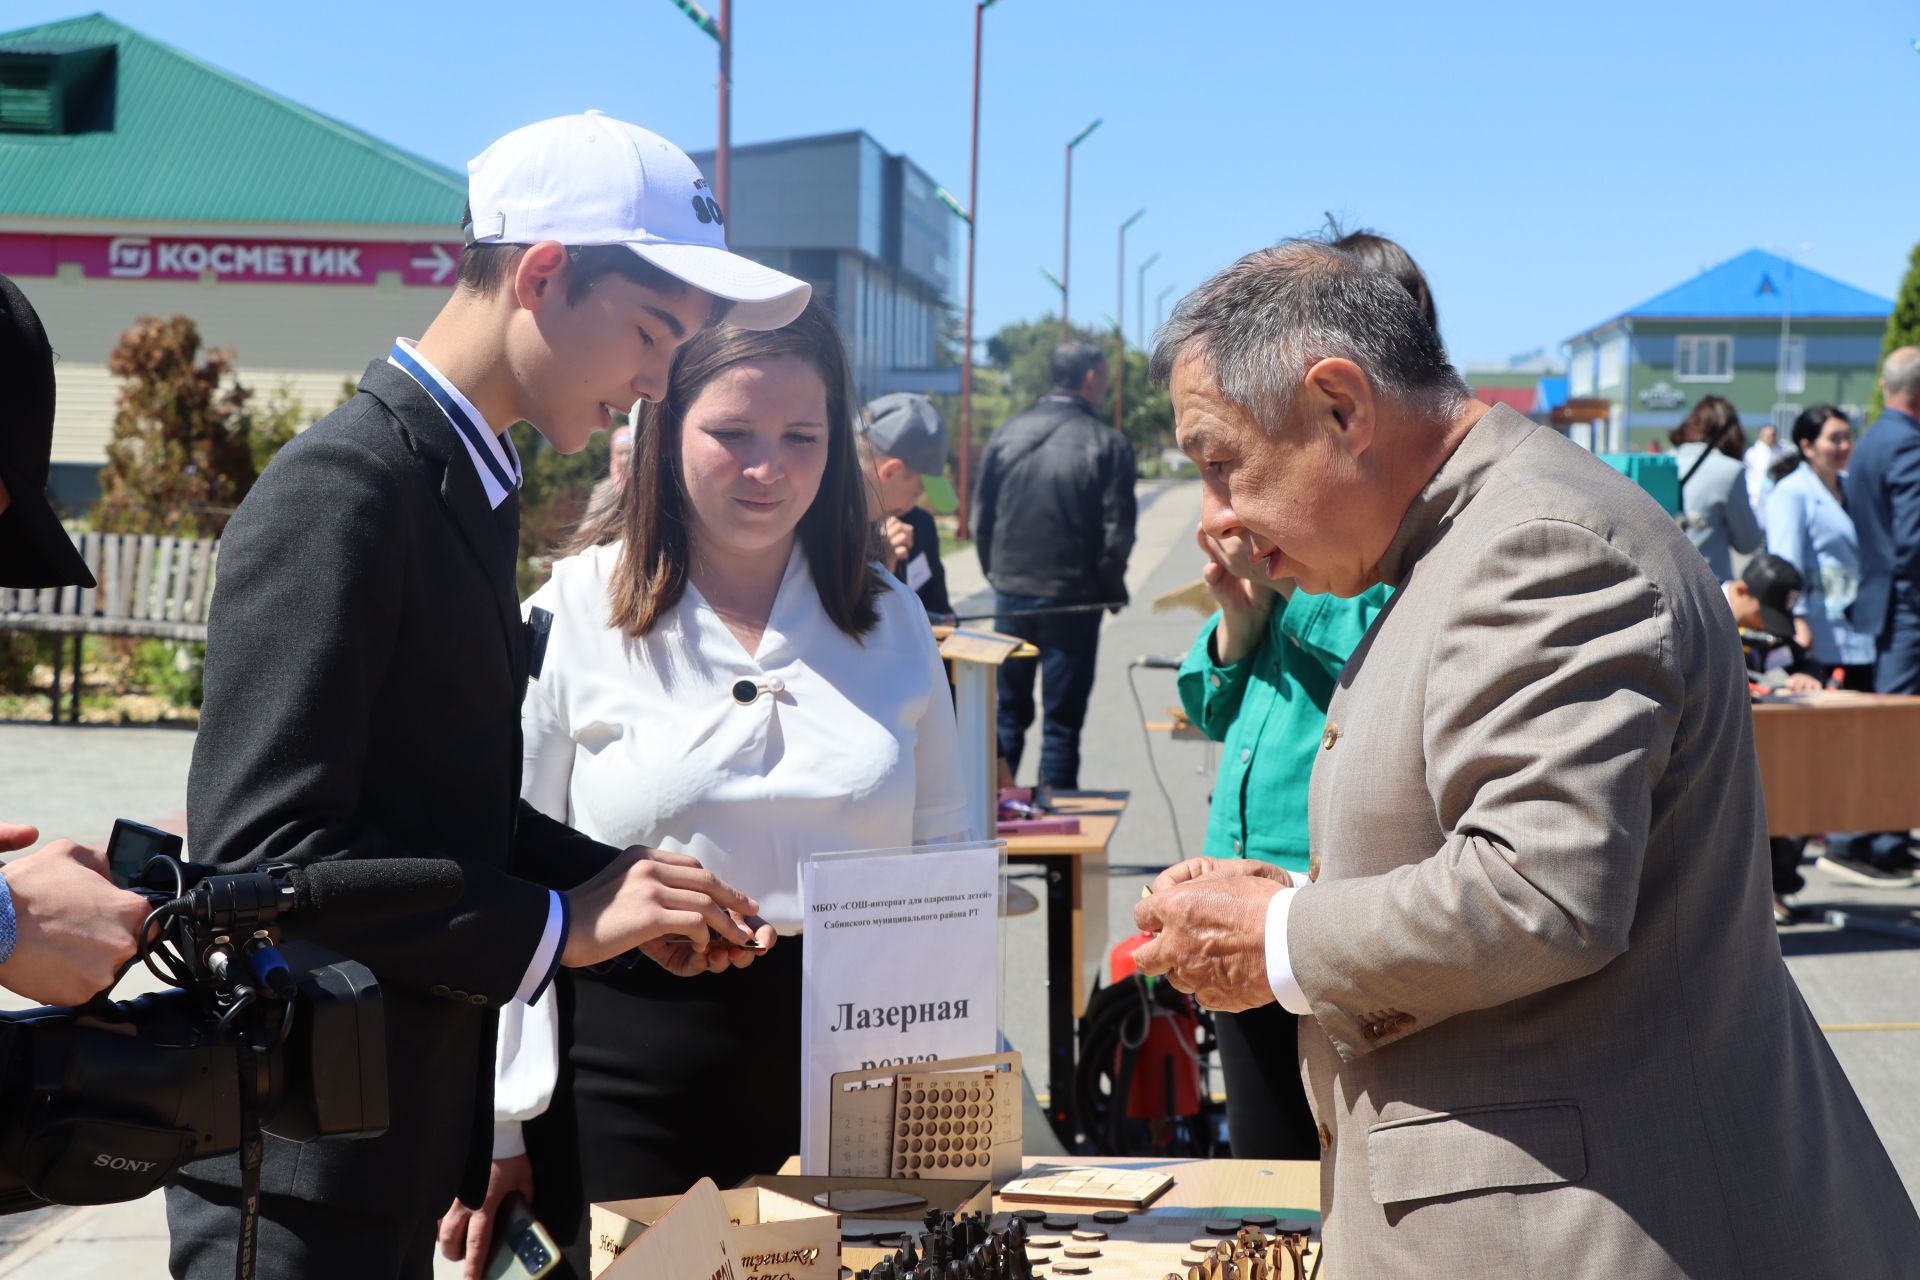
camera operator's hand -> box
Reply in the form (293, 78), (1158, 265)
(0, 826), (150, 1006)
(437, 1154), (534, 1280)
(561, 846), (757, 970)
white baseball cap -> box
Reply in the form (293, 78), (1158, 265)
(464, 110), (809, 331)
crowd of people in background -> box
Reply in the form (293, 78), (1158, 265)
(1651, 348), (1920, 901)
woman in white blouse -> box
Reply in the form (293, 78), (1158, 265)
(455, 301), (971, 1271)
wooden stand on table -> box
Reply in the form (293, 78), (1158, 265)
(936, 625), (1032, 842)
(827, 1051), (1024, 1184)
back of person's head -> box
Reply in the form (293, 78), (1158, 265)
(1326, 227), (1438, 334)
(1149, 239), (1467, 431)
(1672, 395), (1745, 458)
(576, 298), (880, 637)
(1051, 340), (1107, 395)
(1884, 346), (1920, 409)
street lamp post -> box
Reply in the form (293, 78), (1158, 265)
(953, 0), (1002, 540)
(670, 0), (731, 213)
(1156, 282), (1176, 329)
(1135, 251), (1160, 350)
(1113, 208), (1144, 434)
(1059, 117), (1102, 341)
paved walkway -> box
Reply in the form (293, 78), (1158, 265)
(2, 477), (1915, 1272)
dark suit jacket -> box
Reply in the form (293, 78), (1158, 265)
(894, 504), (952, 619)
(1845, 406), (1920, 641)
(181, 360), (617, 1219)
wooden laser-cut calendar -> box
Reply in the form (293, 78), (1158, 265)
(827, 1051), (1022, 1184)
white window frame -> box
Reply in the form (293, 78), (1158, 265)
(1570, 346), (1597, 397)
(1597, 336), (1626, 390)
(1676, 334), (1733, 382)
(1776, 334), (1806, 395)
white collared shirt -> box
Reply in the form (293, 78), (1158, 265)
(387, 336), (559, 1005)
(387, 337), (522, 510)
(521, 541), (975, 930)
(492, 542), (975, 1157)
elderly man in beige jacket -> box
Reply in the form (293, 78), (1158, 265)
(1134, 242), (1920, 1277)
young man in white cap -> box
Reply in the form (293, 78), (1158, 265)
(166, 113), (809, 1278)
(859, 392), (958, 619)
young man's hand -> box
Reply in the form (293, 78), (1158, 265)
(437, 1155), (535, 1280)
(0, 825), (151, 1006)
(560, 847), (756, 970)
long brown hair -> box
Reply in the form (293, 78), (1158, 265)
(1671, 395), (1746, 459)
(569, 299), (882, 638)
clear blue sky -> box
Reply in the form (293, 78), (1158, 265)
(15, 1), (1920, 367)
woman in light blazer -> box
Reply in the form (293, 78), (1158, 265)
(1765, 404), (1874, 681)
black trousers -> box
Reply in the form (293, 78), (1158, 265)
(166, 1178), (436, 1279)
(1213, 1002), (1320, 1160)
(994, 592), (1103, 789)
(525, 937), (805, 1275)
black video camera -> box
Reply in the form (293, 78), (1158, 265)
(0, 820), (461, 1215)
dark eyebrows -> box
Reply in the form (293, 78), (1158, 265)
(642, 305), (687, 340)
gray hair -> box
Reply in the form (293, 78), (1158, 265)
(1149, 240), (1468, 429)
(1885, 346), (1920, 402)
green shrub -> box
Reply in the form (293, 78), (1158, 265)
(128, 639), (205, 709)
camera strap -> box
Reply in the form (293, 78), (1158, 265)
(234, 1039), (263, 1280)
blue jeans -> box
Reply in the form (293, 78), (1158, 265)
(994, 592), (1103, 790)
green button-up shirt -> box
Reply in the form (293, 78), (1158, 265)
(1176, 586), (1392, 873)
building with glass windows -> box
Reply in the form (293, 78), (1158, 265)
(1564, 250), (1890, 451)
(688, 132), (962, 401)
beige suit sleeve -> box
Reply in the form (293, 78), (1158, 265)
(1288, 517), (1682, 1060)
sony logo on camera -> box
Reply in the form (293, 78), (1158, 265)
(91, 1153), (160, 1174)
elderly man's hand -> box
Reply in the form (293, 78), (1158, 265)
(1132, 870), (1291, 1013)
(1146, 856), (1292, 898)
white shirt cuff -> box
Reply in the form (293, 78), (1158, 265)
(492, 1119), (527, 1161)
(1265, 884), (1313, 1015)
(513, 891), (565, 1005)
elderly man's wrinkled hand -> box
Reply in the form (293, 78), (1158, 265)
(1131, 874), (1286, 1013)
(1147, 856), (1292, 897)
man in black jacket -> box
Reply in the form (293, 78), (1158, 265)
(166, 113), (807, 1278)
(972, 341), (1137, 788)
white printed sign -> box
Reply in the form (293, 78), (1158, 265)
(799, 843), (1001, 1174)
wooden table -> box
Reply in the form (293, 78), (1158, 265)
(1751, 692), (1920, 835)
(801, 1155), (1322, 1275)
(998, 791), (1128, 1150)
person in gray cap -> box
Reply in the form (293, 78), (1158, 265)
(859, 392), (958, 619)
(0, 273), (152, 1007)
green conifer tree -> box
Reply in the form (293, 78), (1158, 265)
(1875, 242), (1920, 417)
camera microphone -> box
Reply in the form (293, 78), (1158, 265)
(289, 859), (466, 929)
(155, 860), (465, 934)
(1133, 654), (1182, 670)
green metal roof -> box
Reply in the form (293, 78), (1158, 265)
(0, 13), (463, 225)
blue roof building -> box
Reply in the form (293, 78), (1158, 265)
(1565, 250), (1891, 451)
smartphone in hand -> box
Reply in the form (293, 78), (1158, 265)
(485, 1194), (561, 1280)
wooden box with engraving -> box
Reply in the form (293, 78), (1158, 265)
(590, 1183), (838, 1280)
